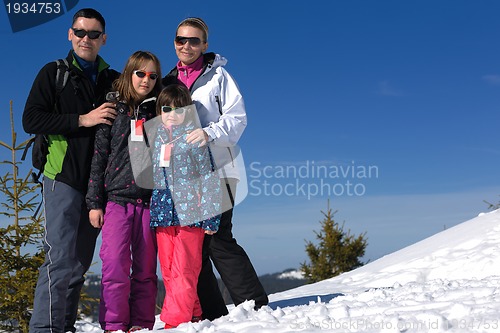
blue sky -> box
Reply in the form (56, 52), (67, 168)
(1, 0), (500, 275)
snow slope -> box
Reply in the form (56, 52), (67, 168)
(77, 209), (500, 332)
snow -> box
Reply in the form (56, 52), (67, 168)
(277, 270), (305, 280)
(76, 209), (500, 332)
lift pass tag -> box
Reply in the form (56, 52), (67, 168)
(160, 144), (172, 167)
(130, 119), (144, 141)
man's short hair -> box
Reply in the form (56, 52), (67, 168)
(72, 8), (106, 32)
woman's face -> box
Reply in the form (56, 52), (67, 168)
(132, 60), (158, 99)
(175, 25), (208, 66)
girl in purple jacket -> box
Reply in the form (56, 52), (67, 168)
(86, 51), (162, 332)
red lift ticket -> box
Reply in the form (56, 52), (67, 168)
(130, 119), (144, 141)
(160, 144), (172, 168)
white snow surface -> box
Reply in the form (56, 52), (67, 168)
(277, 270), (305, 280)
(76, 209), (500, 332)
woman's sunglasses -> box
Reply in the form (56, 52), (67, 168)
(71, 28), (103, 40)
(133, 70), (158, 80)
(175, 36), (203, 47)
(161, 106), (187, 115)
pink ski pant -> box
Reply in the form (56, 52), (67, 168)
(157, 226), (205, 326)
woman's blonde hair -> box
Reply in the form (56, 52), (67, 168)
(176, 17), (209, 42)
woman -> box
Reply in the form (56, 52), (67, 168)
(162, 17), (268, 320)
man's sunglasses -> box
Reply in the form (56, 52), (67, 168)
(161, 106), (189, 114)
(133, 70), (158, 80)
(175, 36), (203, 47)
(71, 28), (103, 40)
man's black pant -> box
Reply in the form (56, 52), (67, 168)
(197, 179), (268, 320)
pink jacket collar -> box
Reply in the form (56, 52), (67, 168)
(176, 56), (204, 89)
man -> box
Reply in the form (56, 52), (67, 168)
(23, 8), (119, 333)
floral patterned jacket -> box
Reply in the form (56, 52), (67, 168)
(149, 122), (221, 231)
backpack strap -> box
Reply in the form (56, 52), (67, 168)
(55, 58), (69, 102)
(21, 135), (34, 161)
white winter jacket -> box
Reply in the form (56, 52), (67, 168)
(163, 53), (247, 181)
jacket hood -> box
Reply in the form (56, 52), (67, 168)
(204, 52), (227, 67)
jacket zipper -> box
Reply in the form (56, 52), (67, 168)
(215, 95), (235, 167)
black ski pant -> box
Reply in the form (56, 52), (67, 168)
(197, 179), (268, 320)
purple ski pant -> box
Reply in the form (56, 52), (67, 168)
(99, 201), (158, 331)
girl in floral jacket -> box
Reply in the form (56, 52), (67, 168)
(150, 84), (221, 328)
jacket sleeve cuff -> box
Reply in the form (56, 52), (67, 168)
(70, 114), (80, 132)
(204, 127), (216, 142)
(86, 200), (102, 210)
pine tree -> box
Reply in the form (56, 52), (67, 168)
(484, 197), (500, 211)
(301, 201), (368, 283)
(0, 101), (44, 332)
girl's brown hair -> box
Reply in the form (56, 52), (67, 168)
(113, 51), (162, 111)
(156, 84), (193, 116)
(157, 85), (200, 126)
